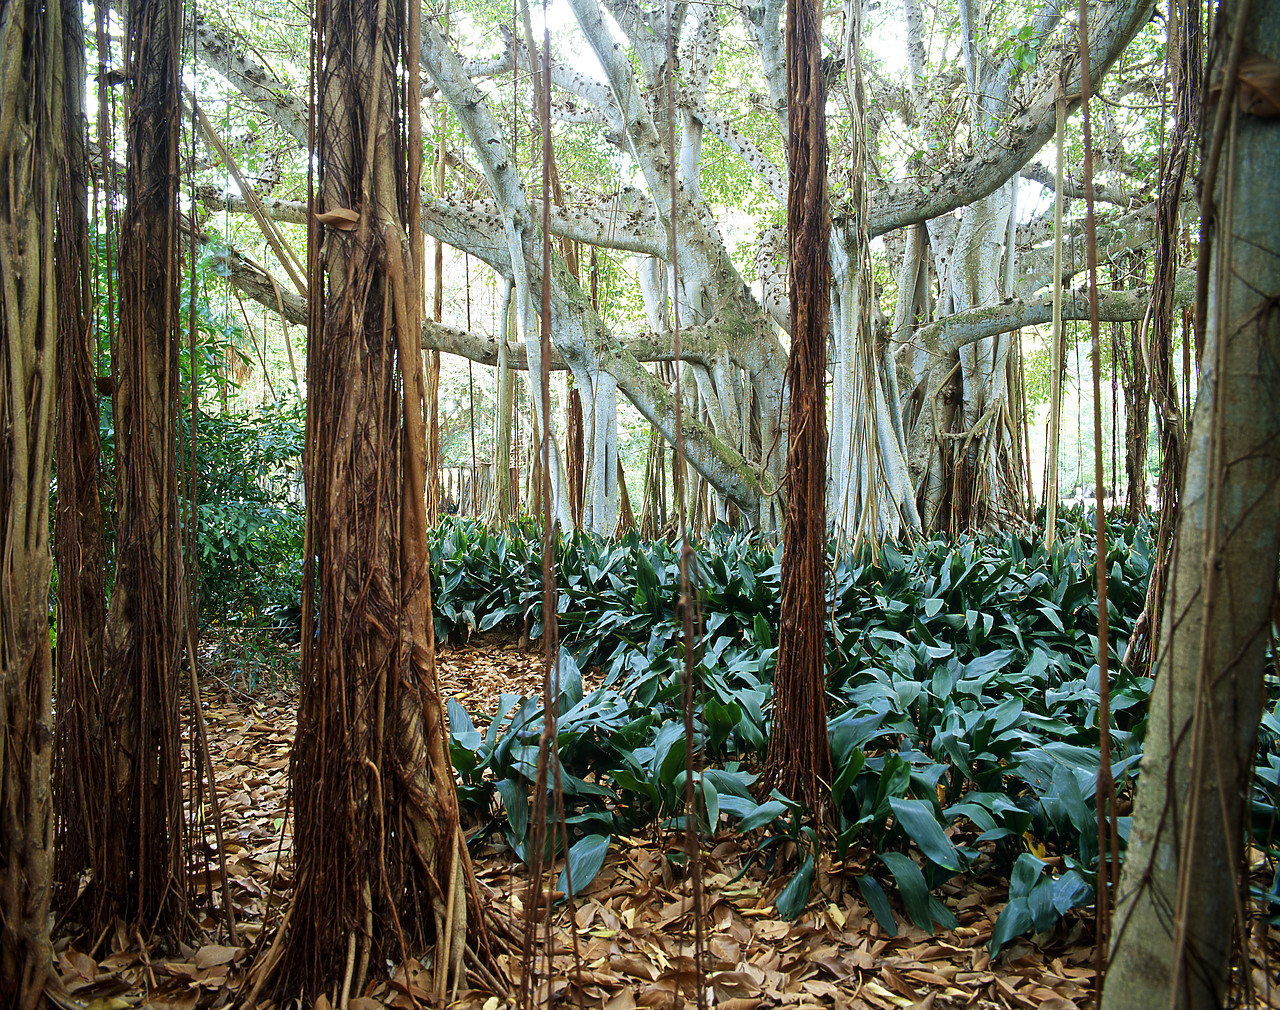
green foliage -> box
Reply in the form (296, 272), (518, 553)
(191, 401), (305, 627)
(435, 514), (1181, 944)
(72, 231), (305, 645)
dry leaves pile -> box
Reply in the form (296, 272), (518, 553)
(42, 637), (1278, 1010)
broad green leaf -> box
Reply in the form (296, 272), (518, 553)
(447, 698), (481, 751)
(988, 897), (1034, 955)
(856, 875), (898, 936)
(1009, 853), (1046, 898)
(964, 649), (1016, 678)
(878, 852), (938, 933)
(889, 797), (962, 872)
(495, 778), (529, 848)
(558, 834), (610, 898)
(775, 853), (815, 920)
(1050, 870), (1093, 914)
(737, 799), (789, 832)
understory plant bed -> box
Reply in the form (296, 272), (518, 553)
(432, 513), (1280, 955)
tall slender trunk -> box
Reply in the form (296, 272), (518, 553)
(0, 0), (64, 998)
(487, 283), (516, 525)
(566, 385), (584, 528)
(1102, 3), (1280, 1004)
(1118, 249), (1149, 523)
(765, 0), (831, 812)
(99, 0), (188, 934)
(425, 4), (448, 528)
(1046, 92), (1066, 548)
(54, 0), (108, 910)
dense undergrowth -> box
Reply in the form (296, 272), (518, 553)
(428, 514), (1280, 954)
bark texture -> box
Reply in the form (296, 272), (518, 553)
(764, 0), (831, 812)
(273, 0), (472, 995)
(0, 0), (63, 998)
(1102, 2), (1280, 1003)
(53, 0), (107, 911)
(98, 0), (188, 934)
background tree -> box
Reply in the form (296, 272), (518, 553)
(270, 0), (473, 994)
(1102, 1), (1280, 1003)
(97, 0), (189, 933)
(193, 0), (1163, 541)
(0, 0), (64, 1000)
(53, 0), (107, 911)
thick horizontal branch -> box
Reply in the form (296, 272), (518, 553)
(217, 244), (720, 369)
(1020, 160), (1144, 207)
(861, 0), (1155, 237)
(912, 268), (1194, 359)
(196, 185), (663, 262)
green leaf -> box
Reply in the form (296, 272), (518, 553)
(989, 897), (1034, 955)
(694, 777), (717, 829)
(964, 649), (1016, 678)
(878, 852), (939, 933)
(496, 778), (529, 849)
(889, 797), (962, 872)
(705, 696), (741, 752)
(447, 698), (481, 751)
(1049, 870), (1092, 914)
(856, 875), (898, 936)
(558, 834), (610, 898)
(753, 613), (772, 649)
(832, 748), (866, 808)
(775, 853), (815, 920)
(870, 754), (912, 820)
(1028, 876), (1059, 932)
(737, 799), (789, 832)
(1009, 852), (1045, 898)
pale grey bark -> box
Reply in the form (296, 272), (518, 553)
(488, 282), (517, 524)
(418, 11), (775, 521)
(1102, 4), (1280, 1005)
(865, 0), (1154, 237)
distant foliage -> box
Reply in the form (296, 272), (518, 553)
(192, 402), (305, 627)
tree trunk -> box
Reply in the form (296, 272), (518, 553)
(1117, 250), (1149, 524)
(827, 10), (920, 546)
(566, 385), (584, 528)
(764, 0), (831, 813)
(99, 0), (188, 934)
(274, 0), (474, 992)
(487, 282), (516, 526)
(1127, 0), (1198, 674)
(0, 0), (64, 997)
(53, 0), (108, 911)
(1102, 4), (1280, 1004)
(915, 182), (1022, 532)
(574, 363), (618, 538)
(1045, 92), (1066, 549)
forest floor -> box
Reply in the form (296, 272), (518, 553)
(45, 634), (1276, 1010)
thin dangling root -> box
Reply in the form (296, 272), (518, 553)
(438, 826), (460, 998)
(339, 931), (357, 1010)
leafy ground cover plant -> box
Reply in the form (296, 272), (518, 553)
(431, 512), (1204, 953)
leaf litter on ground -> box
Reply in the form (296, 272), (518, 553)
(44, 636), (1280, 1010)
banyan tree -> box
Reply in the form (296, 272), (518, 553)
(195, 0), (1159, 544)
